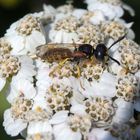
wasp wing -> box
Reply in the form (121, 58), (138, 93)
(36, 43), (80, 56)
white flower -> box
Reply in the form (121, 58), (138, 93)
(86, 0), (123, 20)
(3, 109), (27, 137)
(85, 0), (134, 20)
(71, 97), (115, 127)
(73, 9), (105, 25)
(43, 4), (56, 20)
(88, 128), (117, 140)
(115, 74), (139, 102)
(101, 20), (134, 40)
(78, 71), (116, 98)
(5, 13), (46, 55)
(53, 123), (82, 140)
(0, 37), (12, 55)
(49, 110), (69, 124)
(6, 77), (36, 103)
(109, 38), (140, 75)
(36, 60), (53, 92)
(0, 54), (20, 78)
(16, 56), (36, 82)
(88, 10), (105, 25)
(1, 1), (140, 140)
(113, 98), (134, 123)
(72, 9), (87, 19)
(27, 121), (53, 140)
(48, 16), (79, 43)
(57, 4), (74, 14)
(53, 114), (91, 140)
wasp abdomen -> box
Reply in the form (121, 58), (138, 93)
(45, 48), (73, 63)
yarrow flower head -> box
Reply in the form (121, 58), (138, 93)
(85, 0), (135, 20)
(77, 23), (104, 46)
(1, 0), (140, 140)
(0, 37), (12, 55)
(0, 55), (20, 78)
(84, 97), (115, 127)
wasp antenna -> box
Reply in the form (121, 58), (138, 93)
(108, 34), (126, 50)
(108, 55), (120, 65)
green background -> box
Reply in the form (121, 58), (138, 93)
(0, 0), (140, 139)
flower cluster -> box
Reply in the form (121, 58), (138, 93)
(0, 0), (140, 140)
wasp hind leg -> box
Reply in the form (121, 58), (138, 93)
(49, 58), (71, 77)
(74, 64), (81, 78)
(59, 58), (71, 67)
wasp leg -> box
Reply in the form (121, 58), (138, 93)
(49, 58), (70, 76)
(59, 58), (71, 67)
(76, 65), (81, 78)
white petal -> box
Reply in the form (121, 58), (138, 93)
(3, 109), (27, 137)
(27, 121), (52, 135)
(88, 3), (116, 20)
(90, 10), (105, 25)
(88, 128), (117, 140)
(7, 78), (36, 103)
(113, 98), (134, 123)
(54, 123), (81, 140)
(7, 35), (26, 55)
(26, 31), (45, 54)
(49, 30), (78, 43)
(122, 3), (135, 16)
(49, 111), (69, 124)
(79, 72), (116, 98)
(43, 4), (56, 18)
(70, 104), (86, 115)
(72, 9), (87, 19)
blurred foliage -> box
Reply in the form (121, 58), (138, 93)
(0, 0), (23, 8)
(0, 0), (140, 139)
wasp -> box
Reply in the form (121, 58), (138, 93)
(37, 35), (126, 65)
(36, 35), (126, 77)
(36, 44), (87, 63)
